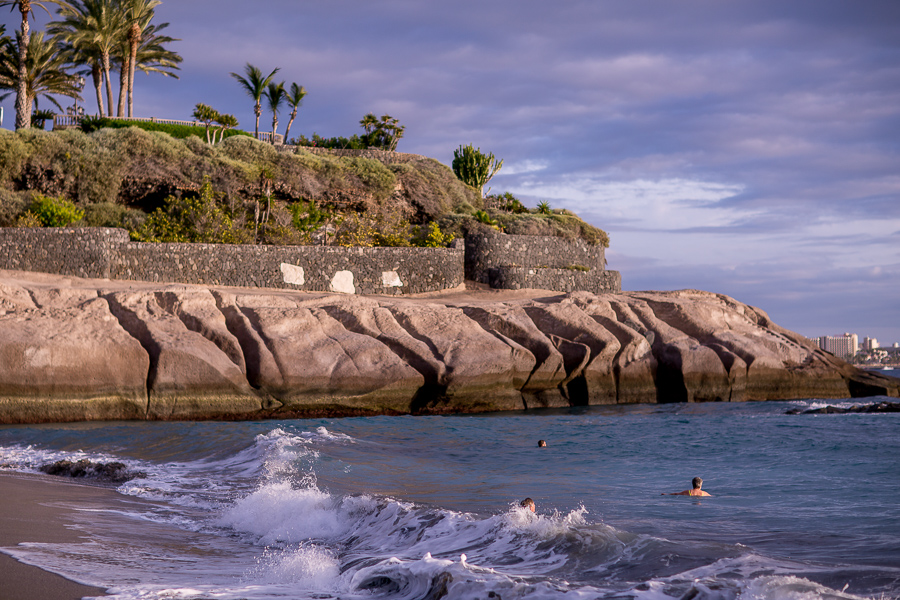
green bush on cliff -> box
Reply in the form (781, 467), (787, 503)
(25, 194), (84, 227)
(413, 222), (455, 247)
(0, 128), (608, 247)
(83, 202), (147, 229)
(131, 178), (249, 244)
(80, 117), (251, 141)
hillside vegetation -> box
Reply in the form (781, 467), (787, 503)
(0, 127), (608, 247)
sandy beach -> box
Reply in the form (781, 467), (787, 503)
(0, 472), (109, 600)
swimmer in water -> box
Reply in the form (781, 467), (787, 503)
(521, 498), (536, 512)
(537, 440), (547, 447)
(663, 477), (711, 497)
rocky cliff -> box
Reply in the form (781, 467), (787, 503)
(0, 271), (895, 424)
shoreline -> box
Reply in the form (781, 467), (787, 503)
(0, 472), (109, 600)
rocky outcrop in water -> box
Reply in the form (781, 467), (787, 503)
(39, 459), (146, 483)
(785, 401), (900, 415)
(0, 273), (896, 424)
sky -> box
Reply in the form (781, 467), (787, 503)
(3, 0), (899, 344)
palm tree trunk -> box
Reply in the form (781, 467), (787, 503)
(284, 109), (297, 144)
(117, 60), (128, 117)
(102, 52), (114, 117)
(92, 64), (104, 116)
(128, 27), (139, 117)
(271, 116), (278, 145)
(254, 103), (261, 138)
(14, 7), (30, 129)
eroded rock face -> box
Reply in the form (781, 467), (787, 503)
(0, 279), (895, 424)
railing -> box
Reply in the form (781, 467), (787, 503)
(53, 114), (83, 129)
(52, 114), (285, 144)
(256, 131), (285, 145)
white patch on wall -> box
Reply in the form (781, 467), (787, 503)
(280, 263), (305, 285)
(382, 271), (403, 287)
(330, 270), (356, 294)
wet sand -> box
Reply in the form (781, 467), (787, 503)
(0, 472), (109, 600)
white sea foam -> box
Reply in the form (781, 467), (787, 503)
(218, 481), (350, 545)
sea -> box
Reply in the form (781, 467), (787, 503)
(0, 394), (898, 600)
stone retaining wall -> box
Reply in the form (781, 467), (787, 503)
(465, 230), (620, 293)
(488, 266), (622, 294)
(0, 227), (126, 279)
(0, 228), (463, 295)
(0, 227), (621, 294)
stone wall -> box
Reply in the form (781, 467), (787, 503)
(0, 227), (127, 279)
(0, 227), (621, 294)
(0, 228), (463, 295)
(488, 266), (622, 294)
(464, 230), (619, 292)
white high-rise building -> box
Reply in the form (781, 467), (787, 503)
(821, 333), (859, 359)
(862, 337), (880, 351)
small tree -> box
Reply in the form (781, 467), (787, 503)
(212, 112), (237, 144)
(452, 144), (503, 198)
(192, 102), (218, 143)
(359, 112), (405, 150)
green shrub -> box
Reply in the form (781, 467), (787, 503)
(334, 203), (412, 247)
(82, 202), (145, 229)
(566, 264), (590, 272)
(391, 158), (483, 218)
(293, 133), (368, 149)
(536, 200), (552, 215)
(27, 194), (84, 227)
(290, 200), (327, 234)
(344, 157), (396, 201)
(81, 118), (251, 141)
(131, 179), (249, 244)
(413, 221), (455, 247)
(473, 209), (500, 230)
(0, 188), (30, 226)
(490, 192), (528, 214)
(15, 211), (42, 227)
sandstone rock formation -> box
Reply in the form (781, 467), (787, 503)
(0, 273), (895, 424)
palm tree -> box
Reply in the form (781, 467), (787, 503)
(114, 20), (179, 115)
(58, 35), (103, 114)
(0, 30), (80, 120)
(230, 62), (279, 139)
(263, 80), (284, 144)
(360, 112), (377, 138)
(283, 82), (305, 144)
(121, 0), (158, 116)
(0, 0), (63, 128)
(50, 0), (126, 118)
(130, 22), (179, 84)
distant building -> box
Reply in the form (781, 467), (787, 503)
(862, 337), (880, 351)
(815, 333), (859, 359)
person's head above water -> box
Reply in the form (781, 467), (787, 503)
(521, 498), (535, 512)
(537, 440), (547, 447)
(662, 477), (711, 497)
